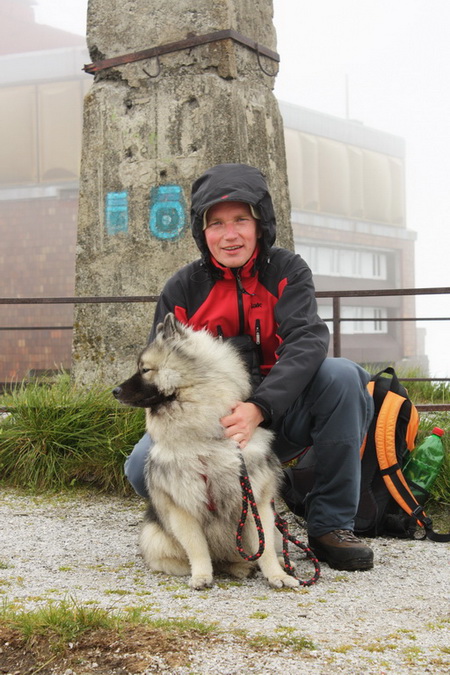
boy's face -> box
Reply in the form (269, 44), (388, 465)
(203, 201), (259, 268)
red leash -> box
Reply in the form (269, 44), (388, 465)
(236, 458), (321, 586)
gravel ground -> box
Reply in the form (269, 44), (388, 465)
(1, 488), (449, 674)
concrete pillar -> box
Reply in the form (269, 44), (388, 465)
(72, 0), (293, 385)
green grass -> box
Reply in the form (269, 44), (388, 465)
(247, 632), (316, 651)
(0, 370), (448, 506)
(0, 598), (217, 653)
(398, 378), (450, 405)
(0, 373), (145, 494)
(0, 598), (118, 649)
(363, 364), (450, 404)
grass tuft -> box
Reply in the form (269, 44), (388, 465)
(0, 598), (217, 639)
(248, 632), (316, 651)
(0, 597), (117, 650)
(0, 373), (145, 494)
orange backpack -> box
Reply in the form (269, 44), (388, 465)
(357, 367), (449, 541)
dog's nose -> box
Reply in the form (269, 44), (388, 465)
(112, 386), (122, 399)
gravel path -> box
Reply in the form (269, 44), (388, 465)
(1, 488), (449, 674)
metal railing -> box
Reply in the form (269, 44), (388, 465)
(1, 286), (449, 412)
(315, 286), (450, 359)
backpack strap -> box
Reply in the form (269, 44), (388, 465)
(359, 380), (375, 459)
(405, 401), (420, 451)
(375, 385), (450, 542)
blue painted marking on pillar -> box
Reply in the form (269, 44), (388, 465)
(105, 192), (129, 235)
(149, 185), (186, 240)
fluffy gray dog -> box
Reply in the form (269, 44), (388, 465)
(114, 314), (299, 590)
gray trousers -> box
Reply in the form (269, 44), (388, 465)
(124, 357), (374, 537)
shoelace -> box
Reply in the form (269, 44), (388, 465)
(333, 529), (361, 542)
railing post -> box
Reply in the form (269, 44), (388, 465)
(332, 296), (341, 357)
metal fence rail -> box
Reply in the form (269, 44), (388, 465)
(315, 286), (450, 359)
(1, 286), (449, 412)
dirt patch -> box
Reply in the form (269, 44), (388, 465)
(0, 624), (216, 674)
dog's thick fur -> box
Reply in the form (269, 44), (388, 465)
(114, 314), (298, 590)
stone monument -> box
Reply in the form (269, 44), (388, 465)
(73, 0), (293, 384)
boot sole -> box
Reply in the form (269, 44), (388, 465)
(319, 556), (374, 571)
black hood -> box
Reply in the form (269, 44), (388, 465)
(190, 164), (277, 274)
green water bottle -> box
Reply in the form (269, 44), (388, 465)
(403, 427), (445, 503)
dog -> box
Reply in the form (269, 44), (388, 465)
(113, 313), (299, 590)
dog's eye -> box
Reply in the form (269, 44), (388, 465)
(140, 367), (153, 374)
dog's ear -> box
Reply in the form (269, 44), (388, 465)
(157, 313), (187, 341)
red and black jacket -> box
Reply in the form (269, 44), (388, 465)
(150, 164), (330, 427)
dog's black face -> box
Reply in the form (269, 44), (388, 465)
(112, 372), (176, 411)
(113, 315), (193, 413)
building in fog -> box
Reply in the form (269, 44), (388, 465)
(0, 0), (89, 382)
(0, 0), (424, 383)
(280, 101), (423, 368)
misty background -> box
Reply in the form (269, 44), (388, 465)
(33, 0), (450, 376)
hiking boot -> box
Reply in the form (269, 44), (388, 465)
(308, 530), (374, 571)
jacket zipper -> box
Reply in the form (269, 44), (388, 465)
(255, 318), (261, 345)
(234, 269), (246, 334)
(222, 274), (263, 363)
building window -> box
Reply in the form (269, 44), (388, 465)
(319, 305), (388, 334)
(299, 245), (387, 280)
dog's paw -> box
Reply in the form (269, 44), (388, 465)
(267, 573), (300, 590)
(189, 574), (214, 590)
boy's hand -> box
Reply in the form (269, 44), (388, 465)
(220, 402), (264, 448)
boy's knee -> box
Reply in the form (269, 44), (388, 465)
(316, 358), (370, 393)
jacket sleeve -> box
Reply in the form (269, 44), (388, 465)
(248, 254), (330, 427)
(147, 272), (188, 342)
